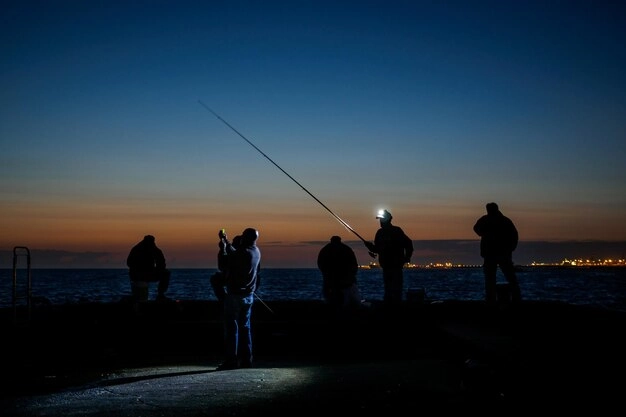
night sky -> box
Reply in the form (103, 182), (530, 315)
(2, 1), (625, 268)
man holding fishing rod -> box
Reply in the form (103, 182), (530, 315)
(365, 209), (414, 310)
(201, 105), (411, 313)
(216, 227), (261, 371)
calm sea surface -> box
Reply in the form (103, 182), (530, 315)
(3, 267), (626, 312)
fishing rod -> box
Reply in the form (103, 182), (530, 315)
(254, 292), (275, 315)
(199, 100), (368, 243)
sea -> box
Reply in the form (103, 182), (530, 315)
(3, 267), (626, 312)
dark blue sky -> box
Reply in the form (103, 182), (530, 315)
(2, 1), (625, 267)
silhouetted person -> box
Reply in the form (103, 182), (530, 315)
(217, 227), (261, 370)
(473, 202), (522, 304)
(365, 209), (414, 309)
(210, 230), (242, 302)
(317, 235), (361, 314)
(126, 235), (171, 302)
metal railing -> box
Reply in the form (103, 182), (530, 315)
(12, 246), (32, 324)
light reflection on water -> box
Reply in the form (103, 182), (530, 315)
(2, 267), (625, 312)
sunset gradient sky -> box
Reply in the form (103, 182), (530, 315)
(2, 1), (625, 268)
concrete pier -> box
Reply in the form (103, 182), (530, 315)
(2, 299), (625, 415)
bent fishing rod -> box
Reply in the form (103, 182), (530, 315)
(199, 100), (368, 243)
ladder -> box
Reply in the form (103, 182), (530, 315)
(12, 246), (32, 324)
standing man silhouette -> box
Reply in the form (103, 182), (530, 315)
(365, 209), (414, 309)
(217, 227), (261, 370)
(473, 202), (522, 304)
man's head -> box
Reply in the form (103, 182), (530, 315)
(486, 202), (499, 215)
(330, 235), (341, 244)
(241, 228), (259, 244)
(376, 209), (392, 223)
(143, 235), (156, 244)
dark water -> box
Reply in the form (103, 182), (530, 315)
(3, 267), (626, 312)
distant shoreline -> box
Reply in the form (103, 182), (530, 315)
(3, 240), (625, 269)
(4, 264), (626, 271)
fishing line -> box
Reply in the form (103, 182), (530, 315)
(254, 292), (275, 314)
(199, 100), (367, 243)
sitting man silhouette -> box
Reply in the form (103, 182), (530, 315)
(317, 235), (361, 314)
(126, 234), (171, 302)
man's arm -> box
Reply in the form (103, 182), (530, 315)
(509, 219), (519, 251)
(404, 233), (414, 262)
(155, 248), (167, 269)
(473, 217), (485, 236)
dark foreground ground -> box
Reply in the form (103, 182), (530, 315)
(1, 298), (625, 415)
